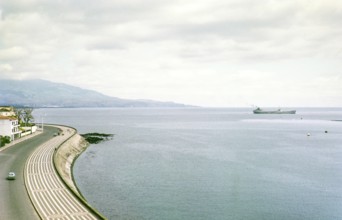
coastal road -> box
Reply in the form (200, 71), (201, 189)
(25, 126), (99, 220)
(0, 126), (59, 220)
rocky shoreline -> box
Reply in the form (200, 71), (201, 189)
(81, 132), (114, 144)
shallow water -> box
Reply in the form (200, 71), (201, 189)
(34, 108), (342, 220)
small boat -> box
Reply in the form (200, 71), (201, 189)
(253, 107), (296, 114)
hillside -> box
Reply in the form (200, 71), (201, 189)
(0, 79), (189, 108)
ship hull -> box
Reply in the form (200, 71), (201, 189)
(253, 108), (296, 114)
(253, 110), (296, 114)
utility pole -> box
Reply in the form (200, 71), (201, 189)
(41, 113), (46, 132)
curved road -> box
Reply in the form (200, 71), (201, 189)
(1, 125), (100, 220)
(0, 126), (59, 220)
(25, 126), (99, 220)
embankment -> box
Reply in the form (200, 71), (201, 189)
(53, 127), (106, 219)
(54, 132), (88, 197)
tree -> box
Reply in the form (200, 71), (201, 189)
(14, 107), (24, 124)
(22, 108), (34, 126)
(13, 107), (35, 126)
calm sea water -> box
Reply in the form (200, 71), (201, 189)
(33, 108), (342, 220)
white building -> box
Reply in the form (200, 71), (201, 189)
(0, 116), (21, 141)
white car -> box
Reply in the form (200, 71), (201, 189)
(7, 172), (16, 180)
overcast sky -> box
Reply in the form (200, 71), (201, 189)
(0, 0), (341, 107)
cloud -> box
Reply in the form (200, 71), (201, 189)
(0, 63), (13, 71)
(0, 46), (29, 60)
(0, 0), (341, 106)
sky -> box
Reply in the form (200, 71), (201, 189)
(0, 0), (341, 107)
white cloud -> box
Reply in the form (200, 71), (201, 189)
(0, 46), (29, 60)
(0, 63), (13, 71)
(0, 0), (341, 106)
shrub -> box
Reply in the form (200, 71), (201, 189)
(0, 136), (11, 147)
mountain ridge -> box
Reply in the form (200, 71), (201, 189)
(0, 79), (191, 108)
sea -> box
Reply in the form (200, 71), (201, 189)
(33, 108), (342, 220)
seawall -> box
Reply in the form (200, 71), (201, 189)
(54, 132), (88, 197)
(53, 126), (106, 219)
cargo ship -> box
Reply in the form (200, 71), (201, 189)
(253, 107), (296, 114)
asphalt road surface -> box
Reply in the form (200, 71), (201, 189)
(25, 126), (99, 219)
(0, 126), (59, 220)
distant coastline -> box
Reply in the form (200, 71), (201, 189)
(0, 79), (193, 108)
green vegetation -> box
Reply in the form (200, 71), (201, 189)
(0, 136), (11, 147)
(13, 107), (35, 126)
(80, 133), (114, 144)
(0, 107), (12, 112)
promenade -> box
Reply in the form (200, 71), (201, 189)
(24, 126), (99, 220)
